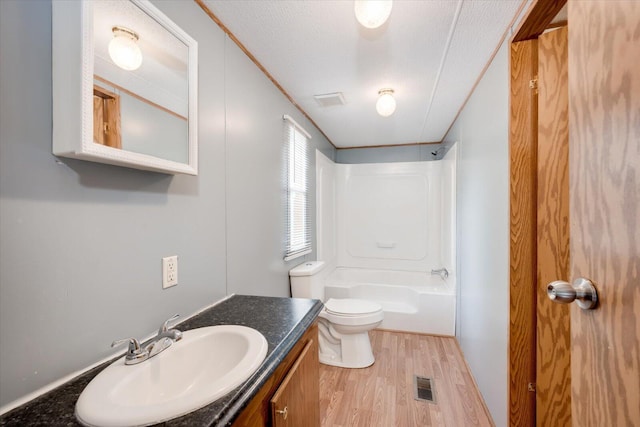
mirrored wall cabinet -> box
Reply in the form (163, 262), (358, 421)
(52, 0), (198, 175)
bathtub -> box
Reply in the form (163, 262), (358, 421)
(323, 267), (456, 336)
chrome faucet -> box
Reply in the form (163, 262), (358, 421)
(155, 313), (183, 342)
(111, 337), (148, 365)
(431, 268), (449, 280)
(112, 314), (182, 365)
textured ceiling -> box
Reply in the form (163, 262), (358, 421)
(202, 0), (525, 148)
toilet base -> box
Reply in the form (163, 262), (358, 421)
(319, 351), (374, 368)
(317, 318), (379, 368)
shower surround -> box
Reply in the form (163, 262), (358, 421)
(316, 147), (457, 335)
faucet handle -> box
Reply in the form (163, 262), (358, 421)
(159, 314), (180, 334)
(112, 338), (148, 364)
(112, 337), (141, 352)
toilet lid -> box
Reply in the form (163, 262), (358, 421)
(324, 298), (382, 316)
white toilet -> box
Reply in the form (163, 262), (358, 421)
(289, 261), (384, 368)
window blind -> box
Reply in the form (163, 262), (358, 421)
(283, 115), (312, 261)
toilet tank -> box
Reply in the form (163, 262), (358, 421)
(289, 261), (326, 300)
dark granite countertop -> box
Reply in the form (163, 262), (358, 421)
(0, 295), (323, 427)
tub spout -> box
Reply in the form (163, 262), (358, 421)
(431, 268), (449, 280)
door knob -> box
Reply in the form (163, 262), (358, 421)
(547, 277), (598, 310)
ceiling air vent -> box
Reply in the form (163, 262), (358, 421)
(314, 92), (346, 108)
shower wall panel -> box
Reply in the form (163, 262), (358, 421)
(336, 161), (444, 272)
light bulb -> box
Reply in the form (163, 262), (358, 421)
(354, 0), (393, 29)
(376, 89), (396, 117)
(108, 27), (142, 71)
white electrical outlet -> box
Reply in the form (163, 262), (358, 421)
(162, 256), (178, 289)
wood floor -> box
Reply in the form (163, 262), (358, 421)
(319, 330), (494, 427)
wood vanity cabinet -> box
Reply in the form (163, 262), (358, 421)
(270, 337), (318, 426)
(232, 322), (320, 427)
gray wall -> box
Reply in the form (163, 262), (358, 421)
(336, 143), (444, 163)
(117, 88), (189, 163)
(443, 39), (510, 427)
(224, 38), (334, 296)
(0, 0), (334, 408)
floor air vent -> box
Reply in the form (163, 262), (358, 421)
(414, 375), (436, 403)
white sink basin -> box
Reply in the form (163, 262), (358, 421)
(75, 325), (268, 427)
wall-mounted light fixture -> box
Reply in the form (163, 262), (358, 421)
(354, 0), (393, 29)
(376, 88), (396, 117)
(108, 26), (143, 71)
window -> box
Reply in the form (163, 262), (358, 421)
(283, 115), (312, 261)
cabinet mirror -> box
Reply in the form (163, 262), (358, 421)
(53, 0), (198, 175)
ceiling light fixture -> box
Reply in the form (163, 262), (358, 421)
(354, 0), (393, 29)
(108, 26), (143, 71)
(376, 88), (396, 117)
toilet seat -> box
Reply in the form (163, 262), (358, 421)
(325, 298), (382, 315)
(321, 298), (384, 326)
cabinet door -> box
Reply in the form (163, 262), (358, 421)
(270, 339), (320, 427)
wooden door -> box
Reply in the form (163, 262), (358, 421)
(568, 1), (640, 425)
(271, 339), (320, 427)
(536, 25), (571, 426)
(92, 85), (121, 148)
